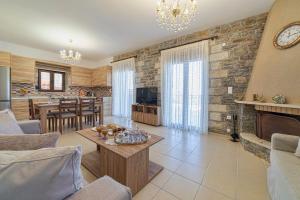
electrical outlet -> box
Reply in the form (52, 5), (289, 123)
(226, 128), (231, 133)
(228, 87), (233, 94)
(226, 115), (232, 120)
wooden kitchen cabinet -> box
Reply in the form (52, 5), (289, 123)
(11, 55), (35, 83)
(71, 66), (92, 87)
(11, 99), (30, 120)
(0, 52), (11, 67)
(92, 66), (112, 87)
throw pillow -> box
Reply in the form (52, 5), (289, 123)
(0, 132), (60, 150)
(0, 109), (17, 121)
(0, 112), (24, 134)
(0, 146), (84, 200)
(295, 139), (300, 157)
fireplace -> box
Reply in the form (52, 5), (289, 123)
(256, 111), (300, 141)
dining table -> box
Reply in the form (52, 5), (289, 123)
(35, 101), (103, 133)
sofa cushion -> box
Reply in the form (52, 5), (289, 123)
(295, 139), (300, 157)
(0, 132), (60, 151)
(0, 109), (17, 121)
(0, 112), (24, 134)
(0, 146), (84, 200)
(268, 150), (300, 200)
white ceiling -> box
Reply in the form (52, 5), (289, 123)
(0, 0), (275, 64)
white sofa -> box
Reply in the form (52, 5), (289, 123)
(0, 110), (132, 200)
(268, 133), (300, 200)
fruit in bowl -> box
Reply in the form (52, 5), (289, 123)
(106, 124), (126, 133)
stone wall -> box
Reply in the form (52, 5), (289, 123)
(113, 13), (268, 134)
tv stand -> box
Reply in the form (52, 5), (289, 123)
(131, 104), (161, 126)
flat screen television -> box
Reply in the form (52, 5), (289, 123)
(136, 87), (158, 105)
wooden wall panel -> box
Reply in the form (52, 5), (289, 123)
(92, 66), (112, 87)
(71, 66), (92, 87)
(0, 52), (11, 67)
(11, 55), (35, 83)
(11, 99), (30, 120)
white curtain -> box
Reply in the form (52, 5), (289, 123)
(161, 40), (209, 133)
(112, 58), (135, 118)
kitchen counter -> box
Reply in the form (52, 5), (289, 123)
(12, 96), (49, 100)
(12, 96), (99, 100)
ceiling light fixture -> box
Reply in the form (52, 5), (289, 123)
(59, 39), (81, 64)
(156, 0), (198, 32)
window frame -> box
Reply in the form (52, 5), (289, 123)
(38, 69), (65, 92)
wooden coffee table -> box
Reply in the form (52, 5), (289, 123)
(77, 128), (164, 195)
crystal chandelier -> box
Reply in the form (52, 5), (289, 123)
(59, 39), (81, 64)
(156, 0), (197, 32)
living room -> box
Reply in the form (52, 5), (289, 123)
(0, 0), (299, 200)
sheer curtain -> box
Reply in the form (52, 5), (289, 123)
(161, 40), (209, 133)
(112, 58), (135, 118)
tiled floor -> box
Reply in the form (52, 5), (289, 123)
(58, 116), (270, 200)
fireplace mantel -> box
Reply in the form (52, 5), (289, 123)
(235, 100), (300, 115)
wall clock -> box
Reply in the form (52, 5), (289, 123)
(273, 21), (300, 49)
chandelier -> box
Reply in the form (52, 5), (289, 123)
(156, 0), (197, 32)
(59, 39), (81, 64)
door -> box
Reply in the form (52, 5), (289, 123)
(164, 60), (207, 130)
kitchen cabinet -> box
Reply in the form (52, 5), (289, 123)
(71, 66), (92, 87)
(92, 66), (112, 87)
(11, 55), (35, 83)
(0, 52), (11, 67)
(11, 99), (30, 120)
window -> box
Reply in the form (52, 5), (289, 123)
(38, 69), (65, 92)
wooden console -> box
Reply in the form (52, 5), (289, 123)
(132, 104), (161, 126)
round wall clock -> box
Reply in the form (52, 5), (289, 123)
(273, 21), (300, 49)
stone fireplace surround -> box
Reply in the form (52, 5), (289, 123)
(236, 100), (300, 161)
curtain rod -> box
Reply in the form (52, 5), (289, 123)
(159, 36), (218, 52)
(111, 56), (137, 63)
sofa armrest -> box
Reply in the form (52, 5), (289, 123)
(0, 132), (60, 150)
(67, 176), (132, 200)
(271, 133), (299, 153)
(18, 120), (41, 134)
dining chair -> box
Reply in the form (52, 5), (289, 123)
(94, 97), (104, 125)
(79, 98), (95, 130)
(57, 98), (78, 134)
(28, 99), (57, 132)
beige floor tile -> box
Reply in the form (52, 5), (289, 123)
(236, 149), (271, 200)
(151, 142), (175, 154)
(175, 163), (206, 183)
(166, 147), (192, 161)
(185, 153), (212, 168)
(150, 151), (183, 172)
(59, 116), (270, 200)
(195, 186), (232, 200)
(163, 174), (199, 200)
(153, 190), (179, 200)
(151, 169), (173, 188)
(203, 153), (238, 198)
(133, 183), (160, 200)
(80, 166), (97, 183)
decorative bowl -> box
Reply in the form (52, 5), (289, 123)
(114, 130), (149, 145)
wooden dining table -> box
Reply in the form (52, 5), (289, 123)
(35, 102), (103, 133)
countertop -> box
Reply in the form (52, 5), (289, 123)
(11, 96), (101, 100)
(12, 96), (49, 100)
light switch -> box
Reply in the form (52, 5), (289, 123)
(226, 115), (232, 120)
(228, 87), (233, 94)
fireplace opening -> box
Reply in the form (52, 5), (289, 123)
(256, 111), (300, 141)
